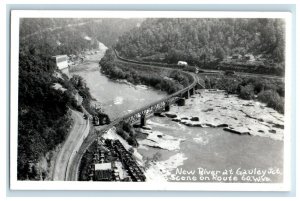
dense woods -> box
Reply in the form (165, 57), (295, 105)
(99, 49), (197, 145)
(17, 17), (286, 180)
(17, 18), (136, 180)
(115, 18), (285, 75)
(100, 49), (192, 94)
(20, 18), (142, 49)
(18, 43), (76, 180)
(113, 18), (285, 113)
(201, 74), (285, 113)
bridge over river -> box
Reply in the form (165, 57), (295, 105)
(66, 51), (205, 181)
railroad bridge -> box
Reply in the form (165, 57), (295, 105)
(124, 81), (201, 127)
(67, 51), (205, 181)
(99, 51), (205, 134)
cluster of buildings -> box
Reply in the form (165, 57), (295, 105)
(52, 49), (101, 76)
(52, 52), (87, 76)
(221, 53), (273, 67)
(230, 53), (256, 62)
(87, 138), (146, 182)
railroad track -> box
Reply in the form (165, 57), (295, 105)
(68, 49), (283, 181)
(66, 50), (202, 181)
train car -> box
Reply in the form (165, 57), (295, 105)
(93, 116), (99, 126)
(177, 61), (188, 67)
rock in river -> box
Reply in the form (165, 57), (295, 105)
(172, 118), (181, 122)
(190, 117), (199, 121)
(154, 112), (166, 117)
(217, 124), (229, 127)
(141, 125), (152, 130)
(223, 127), (251, 135)
(165, 113), (177, 118)
(272, 124), (284, 129)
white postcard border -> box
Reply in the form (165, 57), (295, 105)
(10, 10), (292, 191)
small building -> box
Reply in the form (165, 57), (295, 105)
(243, 54), (255, 62)
(244, 54), (255, 62)
(95, 162), (112, 171)
(177, 61), (188, 66)
(52, 55), (69, 76)
(94, 162), (113, 181)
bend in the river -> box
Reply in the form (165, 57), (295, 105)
(66, 50), (202, 181)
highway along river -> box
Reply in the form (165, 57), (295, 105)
(71, 50), (283, 183)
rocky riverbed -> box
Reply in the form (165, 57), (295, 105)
(94, 87), (284, 183)
(136, 89), (284, 182)
(160, 89), (284, 141)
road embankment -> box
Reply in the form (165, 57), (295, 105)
(53, 109), (89, 181)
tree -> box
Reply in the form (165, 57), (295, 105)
(215, 46), (226, 60)
(239, 84), (255, 100)
(115, 18), (285, 72)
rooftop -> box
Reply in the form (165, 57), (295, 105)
(52, 55), (68, 58)
(95, 162), (112, 171)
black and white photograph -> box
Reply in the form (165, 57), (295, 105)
(9, 10), (292, 191)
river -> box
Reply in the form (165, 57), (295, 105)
(71, 49), (283, 183)
(137, 117), (283, 183)
(70, 50), (166, 119)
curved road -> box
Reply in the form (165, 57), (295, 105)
(66, 50), (284, 181)
(66, 53), (200, 181)
(53, 110), (88, 181)
(67, 125), (99, 181)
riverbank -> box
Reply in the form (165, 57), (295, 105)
(137, 89), (284, 153)
(70, 54), (166, 120)
(137, 89), (284, 182)
(163, 89), (284, 141)
(71, 47), (284, 183)
(71, 49), (168, 181)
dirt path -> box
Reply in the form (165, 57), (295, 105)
(53, 110), (87, 180)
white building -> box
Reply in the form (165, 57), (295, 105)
(52, 55), (69, 76)
(244, 54), (256, 62)
(95, 163), (112, 171)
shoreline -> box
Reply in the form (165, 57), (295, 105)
(92, 88), (284, 182)
(135, 89), (284, 182)
(161, 89), (284, 141)
(136, 89), (284, 154)
(72, 51), (284, 182)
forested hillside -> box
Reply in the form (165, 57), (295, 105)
(18, 18), (138, 180)
(115, 18), (285, 74)
(100, 49), (192, 94)
(18, 41), (77, 180)
(20, 18), (142, 48)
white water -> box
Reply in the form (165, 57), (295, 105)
(71, 46), (283, 183)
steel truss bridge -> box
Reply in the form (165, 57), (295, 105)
(66, 50), (205, 181)
(100, 50), (205, 132)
